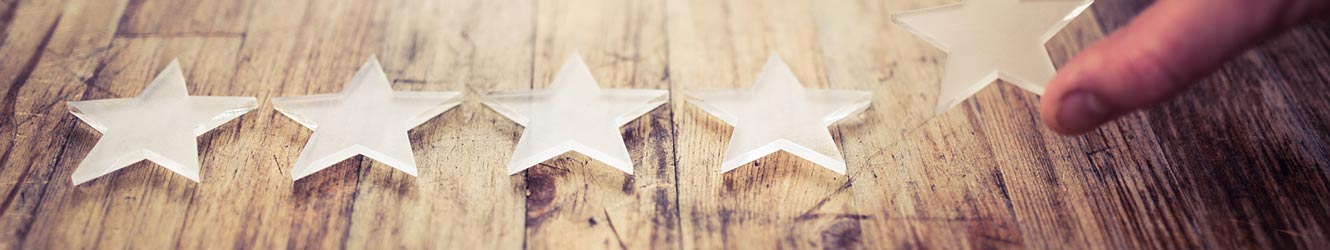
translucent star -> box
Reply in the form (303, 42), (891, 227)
(273, 56), (462, 180)
(893, 0), (1094, 113)
(484, 53), (666, 175)
(66, 60), (257, 185)
(687, 54), (871, 174)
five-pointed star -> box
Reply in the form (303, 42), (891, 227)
(273, 56), (462, 180)
(687, 54), (871, 174)
(484, 53), (666, 175)
(893, 0), (1093, 113)
(67, 60), (257, 185)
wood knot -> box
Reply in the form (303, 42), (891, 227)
(820, 219), (863, 249)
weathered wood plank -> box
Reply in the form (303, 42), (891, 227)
(0, 0), (69, 224)
(163, 3), (302, 248)
(340, 0), (530, 248)
(1142, 41), (1330, 249)
(23, 37), (244, 249)
(524, 0), (678, 248)
(155, 0), (394, 249)
(1033, 7), (1203, 248)
(954, 11), (1119, 249)
(1087, 1), (1330, 248)
(811, 0), (1030, 248)
(0, 0), (1328, 249)
(0, 0), (132, 246)
(115, 0), (250, 37)
(669, 0), (863, 248)
(9, 0), (393, 248)
(1140, 55), (1330, 248)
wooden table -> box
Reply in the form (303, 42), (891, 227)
(2, 0), (1328, 249)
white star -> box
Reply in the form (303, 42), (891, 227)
(67, 60), (257, 184)
(893, 0), (1093, 113)
(273, 56), (462, 180)
(484, 53), (667, 175)
(687, 54), (871, 174)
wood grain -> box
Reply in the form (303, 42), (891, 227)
(525, 0), (676, 249)
(1, 0), (1328, 249)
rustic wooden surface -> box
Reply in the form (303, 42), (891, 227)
(1, 0), (1328, 249)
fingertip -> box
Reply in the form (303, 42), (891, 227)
(1042, 61), (1112, 135)
(1053, 90), (1113, 134)
(1040, 0), (1283, 135)
(1040, 67), (1073, 133)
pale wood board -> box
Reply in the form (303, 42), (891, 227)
(1, 0), (1328, 249)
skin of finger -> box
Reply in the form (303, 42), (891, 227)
(1039, 0), (1309, 134)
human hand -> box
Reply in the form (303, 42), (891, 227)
(1040, 0), (1330, 134)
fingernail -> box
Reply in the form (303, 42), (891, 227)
(1057, 91), (1110, 132)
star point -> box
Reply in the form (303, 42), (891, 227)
(66, 59), (257, 185)
(893, 0), (1094, 113)
(273, 56), (462, 180)
(484, 53), (667, 175)
(687, 54), (871, 175)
